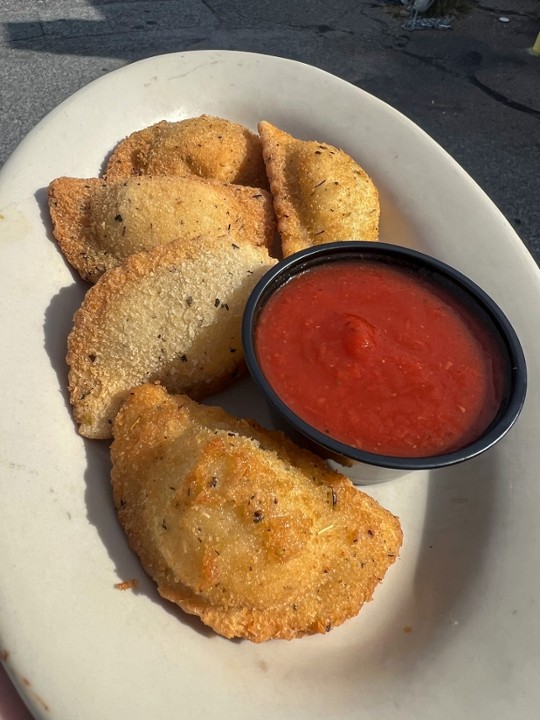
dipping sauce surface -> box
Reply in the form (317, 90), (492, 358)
(255, 260), (504, 457)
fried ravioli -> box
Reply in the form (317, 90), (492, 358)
(66, 235), (276, 439)
(104, 115), (269, 189)
(258, 121), (379, 257)
(48, 175), (276, 282)
(110, 384), (403, 642)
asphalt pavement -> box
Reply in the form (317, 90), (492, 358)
(1, 0), (539, 265)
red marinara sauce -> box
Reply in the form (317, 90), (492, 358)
(255, 260), (504, 457)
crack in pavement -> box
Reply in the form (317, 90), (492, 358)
(395, 47), (540, 117)
(469, 73), (540, 118)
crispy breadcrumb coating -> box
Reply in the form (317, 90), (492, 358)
(111, 384), (402, 642)
(66, 236), (275, 438)
(104, 115), (269, 189)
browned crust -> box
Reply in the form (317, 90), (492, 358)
(111, 385), (403, 642)
(66, 236), (276, 439)
(104, 115), (269, 190)
(48, 177), (107, 282)
(258, 121), (380, 257)
(103, 122), (162, 180)
(48, 175), (276, 283)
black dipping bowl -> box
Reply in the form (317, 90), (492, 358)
(242, 242), (527, 485)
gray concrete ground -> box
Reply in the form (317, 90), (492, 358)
(1, 0), (539, 261)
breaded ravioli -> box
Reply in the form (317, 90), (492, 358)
(110, 384), (403, 643)
(104, 115), (269, 189)
(66, 235), (276, 439)
(48, 175), (276, 282)
(258, 121), (379, 257)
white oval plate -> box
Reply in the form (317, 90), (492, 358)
(1, 50), (540, 720)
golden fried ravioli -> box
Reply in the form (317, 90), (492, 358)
(104, 115), (269, 189)
(111, 384), (403, 642)
(67, 235), (276, 439)
(48, 175), (275, 282)
(258, 121), (379, 257)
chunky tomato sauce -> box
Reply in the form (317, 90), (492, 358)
(255, 261), (504, 457)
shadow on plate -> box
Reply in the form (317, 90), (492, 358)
(80, 436), (216, 640)
(40, 240), (214, 640)
(43, 282), (86, 414)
